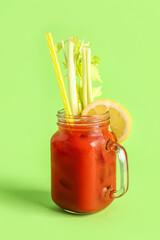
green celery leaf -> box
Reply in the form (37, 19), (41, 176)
(93, 86), (102, 98)
(91, 64), (103, 83)
(55, 40), (68, 52)
(91, 56), (100, 65)
(72, 37), (83, 49)
(55, 42), (63, 52)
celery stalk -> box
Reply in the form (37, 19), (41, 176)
(86, 48), (93, 104)
(82, 47), (88, 109)
(55, 37), (102, 113)
(61, 40), (67, 64)
(67, 38), (79, 115)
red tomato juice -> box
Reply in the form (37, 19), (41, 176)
(51, 121), (116, 213)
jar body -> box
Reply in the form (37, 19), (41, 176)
(51, 122), (117, 213)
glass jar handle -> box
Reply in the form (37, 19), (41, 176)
(105, 140), (129, 198)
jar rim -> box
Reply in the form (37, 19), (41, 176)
(57, 109), (110, 127)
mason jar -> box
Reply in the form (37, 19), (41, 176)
(50, 110), (129, 213)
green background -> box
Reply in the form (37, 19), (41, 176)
(0, 0), (160, 239)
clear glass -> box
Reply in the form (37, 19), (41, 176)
(50, 110), (129, 213)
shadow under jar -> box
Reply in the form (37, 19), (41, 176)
(51, 110), (129, 214)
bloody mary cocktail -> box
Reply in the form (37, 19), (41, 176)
(46, 35), (130, 214)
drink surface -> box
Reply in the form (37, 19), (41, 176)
(51, 122), (116, 213)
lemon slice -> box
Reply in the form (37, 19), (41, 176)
(82, 99), (132, 143)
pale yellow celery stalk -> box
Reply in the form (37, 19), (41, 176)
(67, 38), (79, 115)
(61, 40), (67, 63)
(82, 47), (88, 109)
(86, 48), (93, 104)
